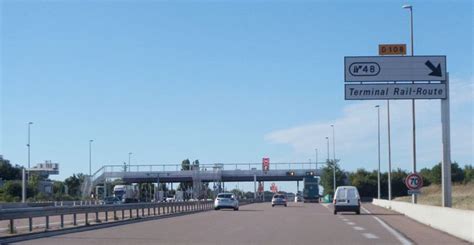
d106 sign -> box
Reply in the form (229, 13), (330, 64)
(345, 83), (447, 100)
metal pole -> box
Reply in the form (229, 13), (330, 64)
(403, 4), (417, 204)
(326, 137), (330, 162)
(22, 168), (26, 203)
(387, 100), (392, 200)
(331, 125), (336, 191)
(27, 122), (33, 169)
(89, 140), (93, 176)
(128, 152), (132, 171)
(376, 105), (381, 199)
(331, 125), (336, 161)
(333, 164), (336, 194)
(315, 148), (318, 171)
(297, 181), (299, 196)
(409, 6), (417, 204)
(253, 173), (257, 199)
(441, 73), (452, 207)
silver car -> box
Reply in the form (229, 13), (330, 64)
(272, 194), (287, 207)
(214, 193), (239, 211)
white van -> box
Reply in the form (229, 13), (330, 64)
(333, 186), (360, 215)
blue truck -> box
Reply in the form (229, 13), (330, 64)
(303, 176), (320, 203)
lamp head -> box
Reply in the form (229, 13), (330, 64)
(402, 4), (412, 10)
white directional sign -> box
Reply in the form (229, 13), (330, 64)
(344, 56), (446, 82)
(345, 83), (447, 100)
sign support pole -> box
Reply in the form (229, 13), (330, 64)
(387, 100), (392, 200)
(22, 168), (26, 203)
(441, 73), (452, 207)
(253, 173), (257, 199)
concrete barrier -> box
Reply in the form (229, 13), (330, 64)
(372, 199), (474, 243)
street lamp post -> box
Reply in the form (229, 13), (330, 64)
(128, 152), (133, 171)
(23, 122), (33, 203)
(403, 4), (417, 204)
(315, 148), (318, 171)
(27, 122), (33, 169)
(331, 125), (336, 162)
(375, 105), (381, 199)
(387, 100), (392, 200)
(326, 136), (335, 193)
(89, 140), (94, 176)
(331, 125), (337, 192)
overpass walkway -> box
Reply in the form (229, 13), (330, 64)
(82, 162), (322, 198)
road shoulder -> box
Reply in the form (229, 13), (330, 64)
(362, 203), (469, 244)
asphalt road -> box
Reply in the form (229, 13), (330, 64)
(11, 202), (467, 245)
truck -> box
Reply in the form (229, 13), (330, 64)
(303, 176), (320, 203)
(154, 190), (164, 202)
(175, 191), (184, 202)
(113, 185), (139, 203)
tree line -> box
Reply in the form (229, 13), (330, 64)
(319, 160), (474, 198)
(0, 156), (85, 202)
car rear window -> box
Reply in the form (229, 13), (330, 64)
(274, 195), (285, 199)
(218, 194), (233, 198)
(336, 189), (347, 199)
(336, 188), (359, 199)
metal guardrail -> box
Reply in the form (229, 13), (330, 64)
(0, 201), (214, 235)
(0, 199), (259, 236)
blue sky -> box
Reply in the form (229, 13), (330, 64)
(1, 0), (472, 192)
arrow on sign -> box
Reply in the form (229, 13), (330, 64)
(425, 60), (442, 77)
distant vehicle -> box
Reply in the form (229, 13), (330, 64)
(154, 190), (164, 202)
(333, 186), (361, 215)
(165, 195), (176, 202)
(102, 196), (122, 205)
(113, 185), (139, 203)
(285, 192), (295, 201)
(303, 176), (320, 203)
(214, 193), (239, 211)
(175, 191), (184, 202)
(271, 194), (287, 207)
(295, 194), (303, 202)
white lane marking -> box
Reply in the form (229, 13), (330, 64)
(346, 222), (355, 225)
(342, 218), (349, 221)
(363, 233), (379, 239)
(353, 226), (365, 231)
(321, 203), (331, 210)
(361, 206), (413, 245)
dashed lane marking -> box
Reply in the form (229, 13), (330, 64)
(363, 233), (379, 239)
(353, 226), (365, 231)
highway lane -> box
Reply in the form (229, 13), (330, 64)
(13, 202), (467, 245)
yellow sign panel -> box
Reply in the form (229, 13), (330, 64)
(379, 44), (407, 55)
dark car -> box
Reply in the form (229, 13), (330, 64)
(102, 196), (122, 205)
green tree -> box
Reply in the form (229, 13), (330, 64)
(230, 188), (244, 198)
(349, 169), (378, 197)
(0, 157), (22, 180)
(64, 174), (84, 197)
(390, 168), (409, 198)
(52, 181), (65, 195)
(320, 160), (345, 196)
(192, 160), (200, 170)
(419, 167), (432, 186)
(181, 159), (191, 171)
(463, 165), (474, 183)
(423, 162), (464, 184)
(0, 180), (35, 202)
